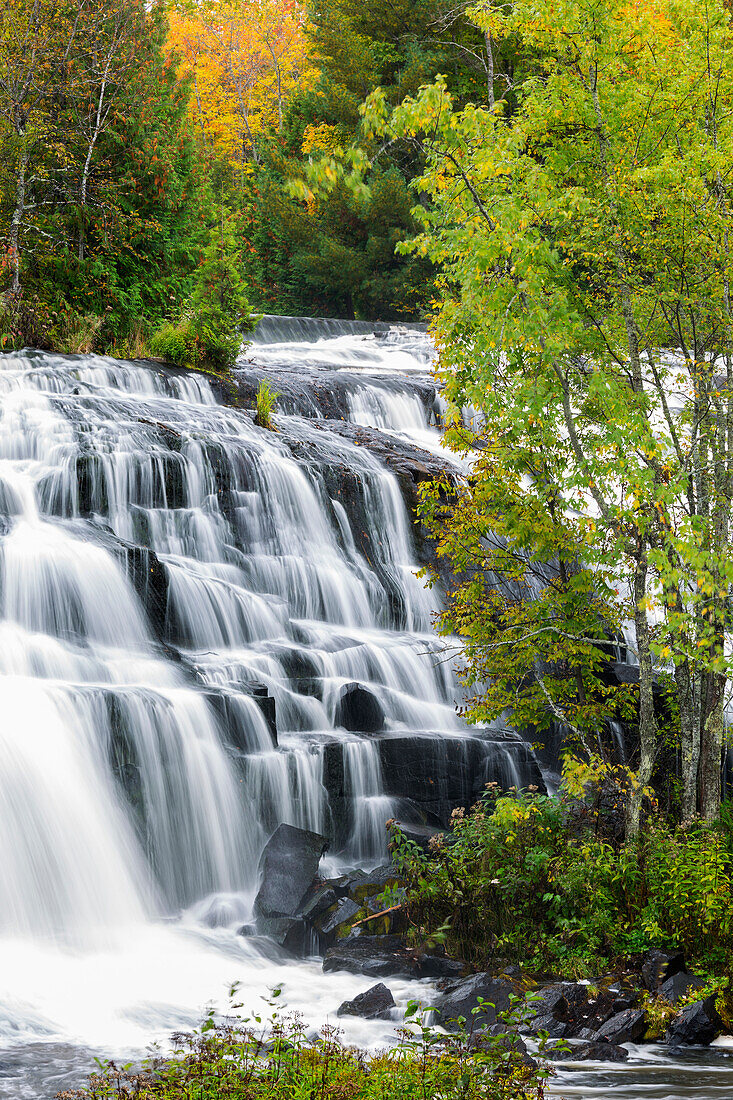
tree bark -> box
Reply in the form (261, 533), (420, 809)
(699, 669), (725, 821)
(626, 550), (657, 839)
(8, 138), (29, 297)
(676, 657), (699, 821)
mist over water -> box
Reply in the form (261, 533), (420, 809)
(0, 324), (725, 1097)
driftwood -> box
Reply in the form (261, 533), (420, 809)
(351, 904), (403, 927)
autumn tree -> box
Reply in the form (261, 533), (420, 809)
(366, 0), (733, 827)
(167, 0), (310, 169)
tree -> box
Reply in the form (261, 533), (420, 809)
(0, 0), (84, 296)
(167, 0), (310, 169)
(0, 0), (209, 347)
(366, 0), (733, 827)
(69, 0), (144, 263)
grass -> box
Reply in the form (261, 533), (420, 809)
(254, 380), (278, 429)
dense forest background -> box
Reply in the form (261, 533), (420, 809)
(0, 0), (508, 351)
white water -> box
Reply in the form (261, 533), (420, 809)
(0, 328), (540, 1096)
(0, 325), (715, 1099)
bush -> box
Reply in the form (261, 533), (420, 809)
(150, 220), (253, 375)
(254, 380), (278, 428)
(0, 295), (55, 350)
(50, 311), (104, 354)
(58, 995), (550, 1100)
(389, 759), (733, 977)
(149, 320), (196, 368)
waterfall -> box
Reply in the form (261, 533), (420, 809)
(0, 331), (544, 1097)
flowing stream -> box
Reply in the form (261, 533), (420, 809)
(0, 320), (726, 1096)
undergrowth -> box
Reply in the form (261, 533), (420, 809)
(386, 758), (733, 979)
(58, 991), (551, 1100)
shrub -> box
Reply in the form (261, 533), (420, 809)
(255, 380), (278, 429)
(389, 760), (733, 977)
(0, 295), (55, 350)
(150, 219), (253, 376)
(150, 320), (195, 368)
(50, 311), (103, 354)
(58, 995), (550, 1100)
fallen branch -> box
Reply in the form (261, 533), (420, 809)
(352, 904), (403, 927)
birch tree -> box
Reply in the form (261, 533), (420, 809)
(0, 0), (84, 295)
(365, 0), (733, 828)
(70, 0), (143, 262)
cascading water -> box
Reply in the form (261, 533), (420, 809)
(0, 324), (548, 1098)
(0, 323), (726, 1100)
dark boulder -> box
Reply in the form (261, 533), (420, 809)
(334, 683), (385, 733)
(414, 954), (465, 980)
(665, 997), (723, 1047)
(255, 916), (308, 955)
(480, 1025), (536, 1070)
(377, 734), (545, 826)
(300, 884), (338, 923)
(549, 1041), (629, 1063)
(592, 1009), (647, 1045)
(254, 824), (329, 921)
(526, 983), (588, 1036)
(642, 949), (686, 992)
(528, 1014), (568, 1038)
(337, 983), (396, 1020)
(314, 897), (361, 942)
(323, 934), (416, 978)
(658, 971), (705, 1005)
(434, 973), (515, 1031)
(572, 990), (616, 1035)
(611, 989), (641, 1012)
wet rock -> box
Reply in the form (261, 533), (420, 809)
(413, 954), (465, 979)
(256, 916), (309, 955)
(300, 884), (338, 922)
(572, 990), (616, 1035)
(254, 824), (329, 921)
(315, 897), (361, 940)
(433, 973), (515, 1031)
(529, 1014), (568, 1038)
(392, 821), (445, 851)
(337, 983), (396, 1020)
(323, 933), (417, 978)
(204, 685), (277, 749)
(612, 990), (641, 1012)
(480, 1025), (536, 1069)
(665, 997), (723, 1047)
(642, 948), (686, 992)
(592, 1008), (648, 1045)
(526, 983), (588, 1036)
(334, 683), (385, 733)
(124, 544), (169, 641)
(658, 971), (705, 1005)
(377, 734), (546, 826)
(549, 1040), (629, 1062)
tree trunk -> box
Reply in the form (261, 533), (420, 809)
(699, 669), (725, 821)
(485, 31), (494, 110)
(676, 658), (699, 821)
(8, 139), (29, 297)
(626, 550), (657, 839)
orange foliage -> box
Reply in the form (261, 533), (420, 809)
(166, 0), (312, 164)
